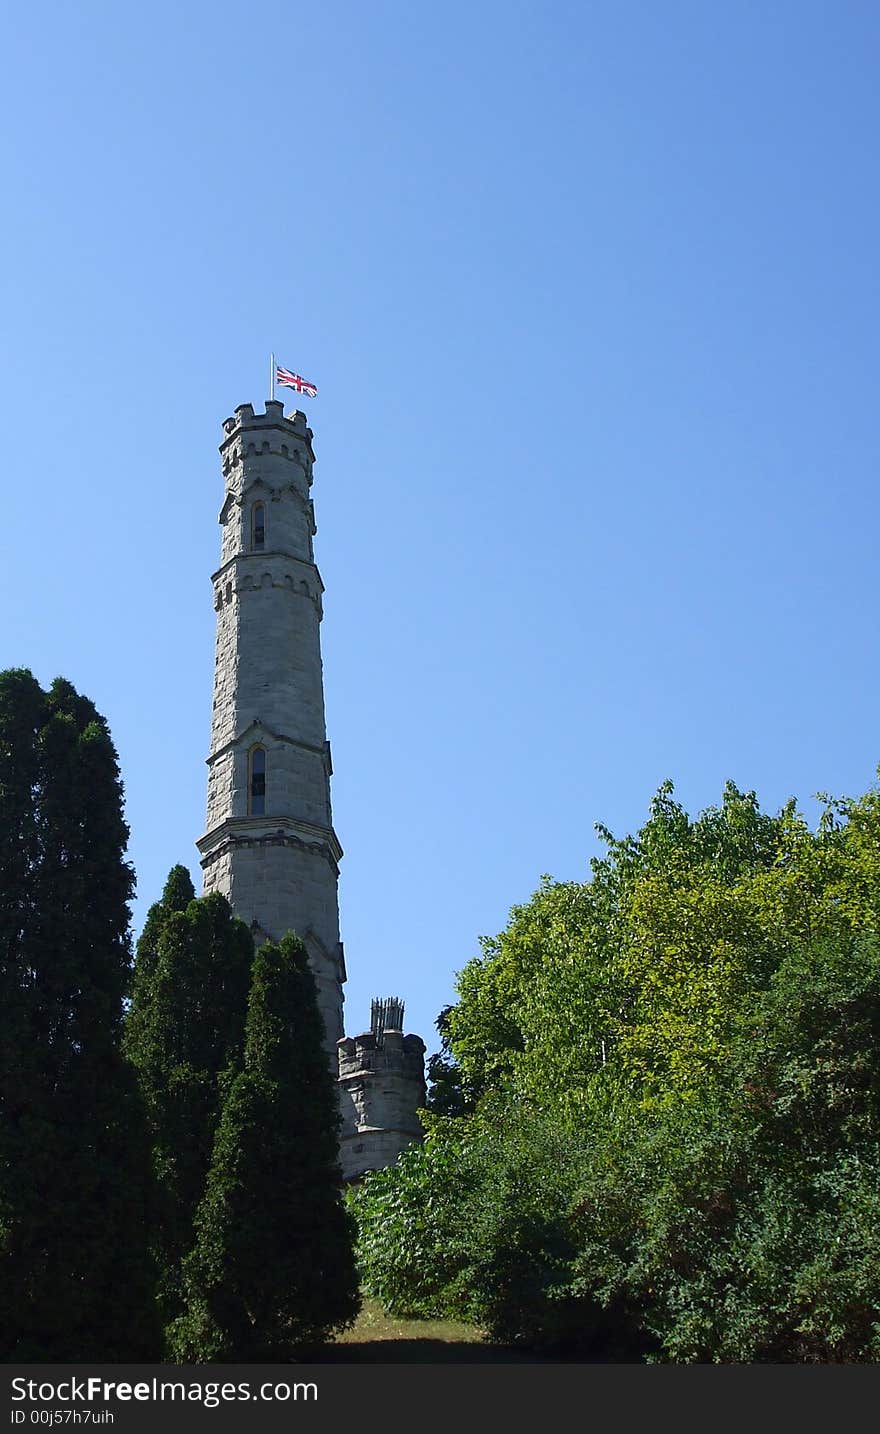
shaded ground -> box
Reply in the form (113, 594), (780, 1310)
(305, 1299), (599, 1363)
(313, 1339), (567, 1363)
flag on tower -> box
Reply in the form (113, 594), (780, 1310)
(276, 365), (318, 398)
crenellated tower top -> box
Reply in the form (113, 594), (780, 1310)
(219, 403), (315, 486)
(338, 996), (426, 1181)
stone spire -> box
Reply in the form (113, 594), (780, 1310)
(197, 400), (345, 1048)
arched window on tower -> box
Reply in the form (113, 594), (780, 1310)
(252, 502), (266, 550)
(249, 745), (266, 815)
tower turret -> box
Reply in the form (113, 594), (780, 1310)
(337, 998), (427, 1181)
(197, 400), (345, 1048)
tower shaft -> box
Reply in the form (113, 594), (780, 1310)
(197, 400), (345, 1047)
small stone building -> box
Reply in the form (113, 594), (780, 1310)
(338, 999), (426, 1182)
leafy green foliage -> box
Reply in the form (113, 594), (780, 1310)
(565, 932), (880, 1361)
(425, 1006), (475, 1115)
(171, 933), (360, 1361)
(353, 775), (880, 1360)
(351, 1104), (643, 1353)
(0, 669), (158, 1360)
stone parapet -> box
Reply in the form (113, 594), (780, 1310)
(337, 1010), (426, 1182)
(338, 1030), (427, 1082)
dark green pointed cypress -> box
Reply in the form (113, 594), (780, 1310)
(0, 670), (158, 1360)
(124, 878), (253, 1336)
(172, 932), (360, 1361)
(126, 864), (196, 1027)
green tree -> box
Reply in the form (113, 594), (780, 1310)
(353, 775), (880, 1360)
(171, 933), (360, 1361)
(672, 928), (880, 1362)
(445, 782), (808, 1112)
(124, 873), (253, 1334)
(126, 863), (196, 1027)
(0, 669), (158, 1360)
(352, 1103), (642, 1353)
(425, 1006), (474, 1116)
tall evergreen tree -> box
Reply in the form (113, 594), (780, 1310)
(171, 932), (360, 1361)
(126, 863), (196, 1025)
(0, 669), (158, 1360)
(124, 875), (253, 1334)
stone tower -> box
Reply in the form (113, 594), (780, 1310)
(197, 400), (345, 1048)
(338, 999), (427, 1182)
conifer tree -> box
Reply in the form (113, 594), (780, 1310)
(171, 932), (360, 1361)
(127, 863), (196, 1022)
(0, 669), (158, 1360)
(124, 875), (253, 1331)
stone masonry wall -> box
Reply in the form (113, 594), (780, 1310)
(198, 401), (345, 1053)
(337, 1029), (427, 1181)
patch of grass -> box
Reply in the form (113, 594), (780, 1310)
(312, 1298), (568, 1361)
(333, 1298), (483, 1345)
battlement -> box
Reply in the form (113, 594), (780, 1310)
(220, 401), (315, 482)
(337, 999), (427, 1180)
(221, 401), (313, 448)
(337, 1029), (426, 1081)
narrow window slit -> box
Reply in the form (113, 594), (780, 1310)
(250, 746), (266, 815)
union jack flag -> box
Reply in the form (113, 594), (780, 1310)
(276, 365), (318, 398)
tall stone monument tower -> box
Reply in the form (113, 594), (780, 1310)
(197, 400), (345, 1048)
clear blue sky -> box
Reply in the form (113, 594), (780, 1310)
(3, 2), (879, 1052)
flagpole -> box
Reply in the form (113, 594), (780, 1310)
(269, 352), (275, 402)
